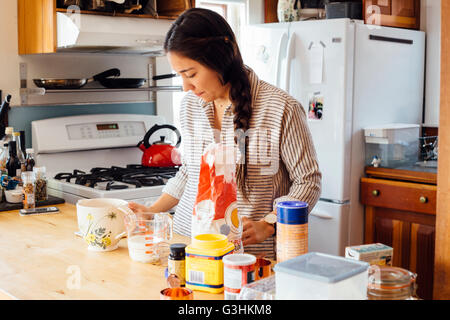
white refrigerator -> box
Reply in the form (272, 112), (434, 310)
(240, 19), (425, 256)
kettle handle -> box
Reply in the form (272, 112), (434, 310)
(138, 124), (182, 149)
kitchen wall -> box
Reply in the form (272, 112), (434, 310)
(0, 0), (160, 148)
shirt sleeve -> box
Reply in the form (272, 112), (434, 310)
(162, 158), (188, 200)
(273, 101), (322, 213)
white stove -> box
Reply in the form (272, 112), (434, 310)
(32, 114), (179, 205)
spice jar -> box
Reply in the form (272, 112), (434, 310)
(367, 265), (420, 300)
(21, 171), (36, 209)
(33, 166), (48, 201)
(168, 243), (187, 287)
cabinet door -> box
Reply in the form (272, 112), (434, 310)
(18, 0), (56, 55)
(364, 0), (420, 29)
(365, 207), (436, 300)
(156, 0), (194, 17)
(392, 0), (416, 17)
(369, 0), (392, 15)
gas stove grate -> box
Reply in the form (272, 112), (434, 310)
(53, 165), (179, 189)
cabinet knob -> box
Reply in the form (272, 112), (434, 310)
(372, 190), (380, 197)
(419, 196), (428, 204)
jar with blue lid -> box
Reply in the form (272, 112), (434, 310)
(276, 201), (309, 263)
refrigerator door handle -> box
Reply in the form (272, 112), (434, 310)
(369, 34), (413, 45)
(310, 209), (333, 220)
(275, 32), (288, 88)
(284, 33), (296, 93)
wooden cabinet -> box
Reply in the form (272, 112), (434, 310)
(265, 0), (279, 23)
(361, 167), (437, 300)
(156, 0), (194, 17)
(18, 0), (57, 55)
(363, 0), (421, 30)
(18, 0), (193, 55)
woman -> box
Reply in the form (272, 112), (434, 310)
(129, 8), (321, 259)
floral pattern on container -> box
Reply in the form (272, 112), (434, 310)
(277, 0), (302, 22)
(82, 212), (117, 250)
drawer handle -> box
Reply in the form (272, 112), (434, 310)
(372, 190), (380, 197)
(419, 196), (428, 204)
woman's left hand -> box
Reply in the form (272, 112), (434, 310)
(241, 217), (275, 246)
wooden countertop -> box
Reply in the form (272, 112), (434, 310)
(0, 203), (223, 300)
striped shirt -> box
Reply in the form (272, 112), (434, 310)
(163, 68), (321, 259)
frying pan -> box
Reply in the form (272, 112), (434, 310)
(97, 77), (147, 89)
(96, 72), (179, 89)
(33, 68), (120, 90)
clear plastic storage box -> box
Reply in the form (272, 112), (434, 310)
(237, 275), (276, 300)
(273, 252), (369, 300)
(364, 123), (420, 168)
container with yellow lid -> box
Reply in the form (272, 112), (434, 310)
(185, 234), (235, 293)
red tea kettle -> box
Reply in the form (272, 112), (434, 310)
(137, 124), (182, 167)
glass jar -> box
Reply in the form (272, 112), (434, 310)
(33, 166), (48, 201)
(21, 171), (36, 209)
(367, 265), (420, 300)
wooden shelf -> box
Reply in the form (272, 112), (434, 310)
(55, 8), (178, 20)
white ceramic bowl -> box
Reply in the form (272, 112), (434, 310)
(5, 188), (23, 204)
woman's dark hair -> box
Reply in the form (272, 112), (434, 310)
(164, 8), (252, 199)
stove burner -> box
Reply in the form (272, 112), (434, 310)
(54, 170), (87, 182)
(105, 181), (129, 190)
(53, 165), (179, 190)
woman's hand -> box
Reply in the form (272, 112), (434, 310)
(241, 217), (275, 246)
(128, 202), (154, 213)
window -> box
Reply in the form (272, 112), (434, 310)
(196, 2), (228, 19)
(196, 1), (247, 44)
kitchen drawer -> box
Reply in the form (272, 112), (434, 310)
(361, 178), (436, 215)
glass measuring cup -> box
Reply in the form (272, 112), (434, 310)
(123, 212), (173, 265)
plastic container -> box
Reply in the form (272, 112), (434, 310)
(223, 253), (256, 300)
(274, 252), (369, 300)
(276, 201), (309, 263)
(367, 265), (420, 300)
(238, 275), (276, 300)
(364, 123), (420, 168)
(5, 188), (23, 203)
(185, 234), (235, 294)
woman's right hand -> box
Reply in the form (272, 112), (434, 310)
(128, 202), (153, 213)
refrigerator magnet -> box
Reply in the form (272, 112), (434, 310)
(308, 93), (324, 120)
